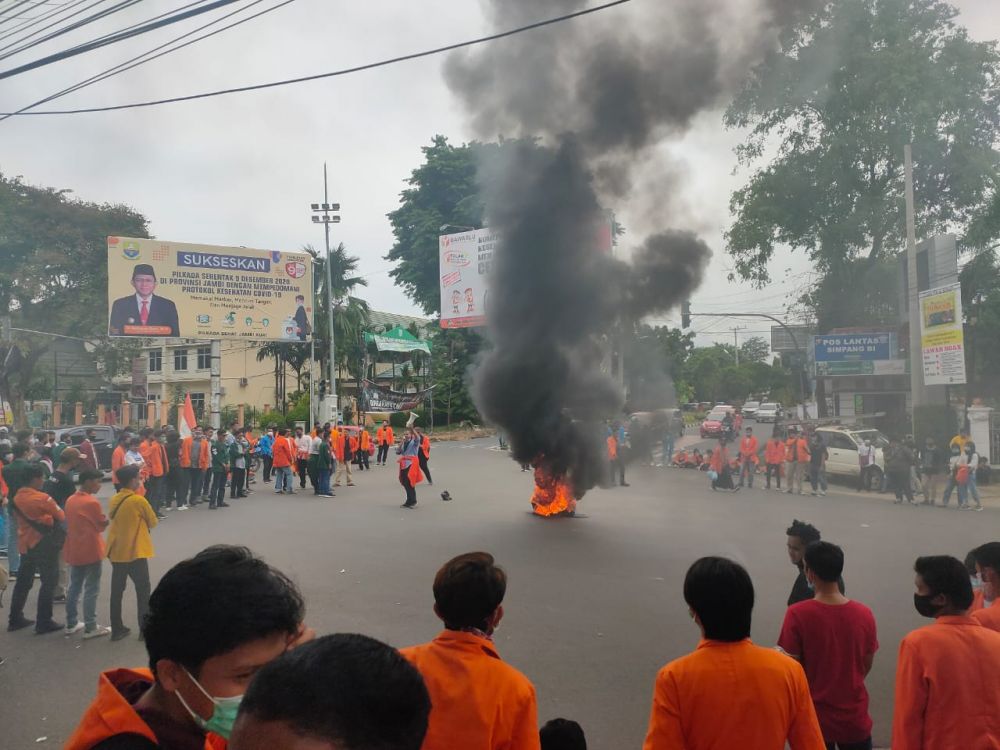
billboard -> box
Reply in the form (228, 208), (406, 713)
(815, 359), (907, 377)
(359, 380), (434, 412)
(439, 228), (497, 329)
(107, 237), (313, 341)
(919, 282), (966, 385)
(813, 333), (893, 362)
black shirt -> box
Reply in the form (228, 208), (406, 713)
(42, 470), (76, 509)
(787, 569), (846, 606)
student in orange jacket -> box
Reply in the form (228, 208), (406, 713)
(415, 425), (433, 485)
(139, 429), (168, 517)
(738, 426), (759, 488)
(784, 427), (810, 496)
(180, 427), (211, 507)
(271, 428), (295, 494)
(892, 555), (1000, 749)
(111, 434), (128, 490)
(643, 556), (825, 750)
(401, 552), (541, 750)
(65, 545), (313, 750)
(764, 433), (785, 490)
(971, 542), (1000, 632)
(376, 422), (394, 466)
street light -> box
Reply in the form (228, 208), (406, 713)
(311, 164), (341, 423)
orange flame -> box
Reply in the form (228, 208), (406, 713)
(531, 464), (577, 517)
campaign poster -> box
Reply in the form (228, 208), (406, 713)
(439, 228), (496, 329)
(107, 237), (313, 341)
(919, 283), (966, 385)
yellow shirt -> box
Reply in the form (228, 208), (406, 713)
(950, 434), (969, 452)
(106, 488), (158, 563)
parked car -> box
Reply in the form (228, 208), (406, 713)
(682, 402), (700, 412)
(697, 401), (712, 411)
(815, 427), (887, 485)
(53, 425), (121, 472)
(742, 400), (760, 418)
(700, 406), (735, 439)
(756, 402), (783, 423)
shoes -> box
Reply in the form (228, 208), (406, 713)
(319, 493), (334, 498)
(177, 505), (189, 510)
(819, 491), (826, 497)
(156, 513), (167, 520)
(286, 490), (296, 495)
(893, 499), (903, 504)
(400, 504), (416, 509)
(111, 627), (132, 641)
(53, 594), (67, 603)
(219, 502), (231, 508)
(35, 620), (64, 635)
(8, 617), (34, 632)
(347, 483), (355, 487)
(975, 506), (983, 512)
(621, 482), (630, 487)
(238, 493), (248, 498)
(83, 626), (112, 640)
(65, 622), (85, 635)
(209, 505), (217, 510)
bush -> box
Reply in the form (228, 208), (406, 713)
(388, 410), (426, 429)
(257, 410), (288, 429)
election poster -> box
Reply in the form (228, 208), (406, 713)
(107, 237), (313, 341)
(919, 283), (966, 385)
(439, 228), (496, 329)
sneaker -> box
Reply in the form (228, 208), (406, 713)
(83, 626), (112, 640)
(110, 627), (132, 642)
(53, 594), (66, 603)
(156, 513), (167, 520)
(8, 617), (34, 632)
(819, 491), (826, 497)
(35, 620), (64, 635)
(975, 506), (984, 512)
(65, 622), (85, 635)
(177, 505), (189, 511)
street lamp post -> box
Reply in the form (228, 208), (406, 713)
(311, 163), (341, 423)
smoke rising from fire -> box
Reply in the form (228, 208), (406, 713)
(445, 0), (811, 497)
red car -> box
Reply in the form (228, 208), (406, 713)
(700, 407), (734, 439)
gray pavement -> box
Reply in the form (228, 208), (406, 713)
(1, 436), (995, 748)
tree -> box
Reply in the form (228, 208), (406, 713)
(739, 336), (771, 364)
(0, 173), (149, 427)
(725, 0), (1000, 313)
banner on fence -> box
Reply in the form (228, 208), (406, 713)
(359, 380), (434, 413)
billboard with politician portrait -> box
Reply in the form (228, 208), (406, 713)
(107, 237), (313, 341)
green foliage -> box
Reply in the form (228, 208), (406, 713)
(680, 345), (792, 405)
(388, 411), (409, 428)
(285, 394), (311, 426)
(429, 327), (482, 425)
(257, 410), (287, 429)
(960, 248), (1000, 399)
(0, 173), (149, 427)
(726, 0), (1000, 291)
(739, 336), (771, 364)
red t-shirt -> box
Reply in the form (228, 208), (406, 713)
(777, 599), (878, 743)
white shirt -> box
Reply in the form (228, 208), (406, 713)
(295, 435), (312, 456)
(309, 436), (322, 455)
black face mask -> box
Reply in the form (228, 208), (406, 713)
(914, 593), (941, 618)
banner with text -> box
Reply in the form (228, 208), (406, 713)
(919, 283), (966, 385)
(439, 228), (496, 329)
(359, 380), (434, 413)
(107, 237), (313, 341)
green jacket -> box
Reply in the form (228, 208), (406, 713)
(316, 440), (332, 470)
(210, 440), (230, 472)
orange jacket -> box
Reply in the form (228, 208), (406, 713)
(380, 426), (394, 445)
(111, 445), (126, 477)
(892, 615), (1000, 749)
(973, 603), (1000, 633)
(399, 451), (423, 486)
(376, 426), (384, 444)
(271, 436), (294, 468)
(331, 430), (345, 462)
(607, 435), (618, 459)
(139, 439), (166, 477)
(739, 436), (759, 462)
(179, 436), (210, 470)
(11, 486), (65, 554)
(401, 631), (540, 750)
(643, 639), (824, 750)
(360, 431), (371, 451)
(764, 439), (785, 465)
(349, 435), (359, 453)
(420, 434), (431, 458)
(785, 437), (810, 463)
(708, 446), (728, 473)
(65, 667), (227, 750)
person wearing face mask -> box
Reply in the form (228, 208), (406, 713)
(858, 439), (877, 492)
(940, 444), (963, 507)
(786, 519), (845, 606)
(971, 542), (1000, 632)
(958, 442), (983, 511)
(401, 552), (541, 750)
(255, 427), (274, 483)
(66, 545), (313, 750)
(891, 555), (1000, 750)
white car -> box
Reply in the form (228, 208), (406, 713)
(756, 402), (783, 423)
(815, 427), (887, 485)
(742, 401), (760, 418)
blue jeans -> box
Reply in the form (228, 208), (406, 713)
(662, 435), (675, 465)
(274, 466), (293, 491)
(6, 511), (19, 574)
(66, 561), (103, 630)
(967, 474), (982, 507)
(941, 476), (957, 505)
(317, 468), (331, 495)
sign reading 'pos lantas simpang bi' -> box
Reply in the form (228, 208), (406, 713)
(107, 237), (313, 341)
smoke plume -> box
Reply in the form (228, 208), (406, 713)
(446, 0), (811, 497)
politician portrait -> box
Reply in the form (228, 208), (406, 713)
(108, 264), (180, 337)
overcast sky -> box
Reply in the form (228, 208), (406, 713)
(2, 0), (997, 348)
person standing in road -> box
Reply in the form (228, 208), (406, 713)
(163, 431), (186, 511)
(940, 445), (963, 507)
(315, 428), (334, 498)
(180, 426), (209, 507)
(892, 555), (1000, 749)
(63, 469), (111, 639)
(959, 442), (983, 512)
(257, 426), (275, 482)
(271, 428), (295, 494)
(377, 421), (394, 466)
(397, 427), (422, 509)
(78, 428), (99, 471)
(415, 425), (433, 485)
(785, 428), (810, 496)
(778, 542), (878, 750)
(808, 433), (828, 497)
(886, 438), (915, 505)
(738, 427), (759, 488)
(971, 542), (1000, 632)
(42, 446), (80, 601)
(917, 437), (942, 506)
(858, 439), (877, 492)
(358, 426), (372, 471)
(209, 429), (231, 508)
(786, 519), (845, 606)
(764, 432), (784, 491)
(294, 426), (311, 489)
(332, 423), (355, 488)
(138, 429), (167, 519)
(229, 428), (248, 500)
(7, 464), (66, 634)
(106, 464), (157, 642)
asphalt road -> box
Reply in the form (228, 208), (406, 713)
(1, 436), (993, 748)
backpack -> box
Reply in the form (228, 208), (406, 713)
(956, 464), (970, 485)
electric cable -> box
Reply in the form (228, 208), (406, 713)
(0, 0), (97, 48)
(0, 0), (633, 116)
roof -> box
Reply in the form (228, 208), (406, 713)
(367, 310), (431, 334)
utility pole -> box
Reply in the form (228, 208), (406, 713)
(731, 325), (746, 366)
(311, 164), (341, 423)
(904, 144), (928, 418)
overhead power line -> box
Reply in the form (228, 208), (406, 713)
(2, 0), (297, 121)
(0, 0), (137, 61)
(0, 0), (633, 116)
(0, 0), (242, 79)
(0, 0), (101, 49)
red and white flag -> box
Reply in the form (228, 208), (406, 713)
(179, 394), (197, 439)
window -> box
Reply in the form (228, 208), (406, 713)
(174, 348), (188, 371)
(148, 350), (162, 372)
(190, 393), (206, 419)
(197, 346), (211, 370)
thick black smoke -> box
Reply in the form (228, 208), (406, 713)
(447, 0), (814, 496)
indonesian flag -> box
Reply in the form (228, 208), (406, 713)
(179, 394), (197, 439)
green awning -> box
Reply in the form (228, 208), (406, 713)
(364, 326), (431, 354)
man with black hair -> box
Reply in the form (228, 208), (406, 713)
(972, 542), (1000, 632)
(67, 544), (313, 750)
(209, 429), (231, 510)
(778, 542), (878, 750)
(643, 556), (824, 749)
(229, 633), (430, 750)
(3, 442), (33, 575)
(401, 552), (540, 750)
(7, 463), (66, 634)
(64, 468), (111, 638)
(786, 520), (845, 606)
(892, 555), (1000, 749)
(540, 718), (587, 750)
(107, 464), (158, 642)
